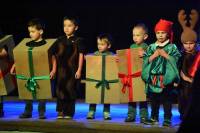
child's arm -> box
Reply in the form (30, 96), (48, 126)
(0, 48), (8, 58)
(148, 49), (159, 62)
(50, 55), (56, 79)
(10, 63), (16, 75)
(138, 48), (145, 58)
(158, 49), (169, 59)
(180, 70), (193, 83)
(75, 53), (84, 79)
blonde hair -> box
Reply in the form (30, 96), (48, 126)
(97, 33), (113, 46)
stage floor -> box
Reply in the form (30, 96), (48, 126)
(0, 99), (180, 133)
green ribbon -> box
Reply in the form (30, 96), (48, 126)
(16, 47), (50, 99)
(86, 55), (119, 103)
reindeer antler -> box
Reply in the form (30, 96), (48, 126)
(189, 9), (199, 29)
(178, 9), (187, 30)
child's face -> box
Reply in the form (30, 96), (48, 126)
(97, 39), (111, 53)
(63, 19), (78, 36)
(28, 26), (43, 41)
(132, 27), (148, 45)
(156, 31), (168, 43)
(183, 41), (196, 53)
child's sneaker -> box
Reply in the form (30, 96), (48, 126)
(144, 118), (159, 125)
(63, 115), (72, 119)
(87, 111), (95, 119)
(57, 112), (63, 119)
(104, 112), (111, 120)
(163, 119), (171, 127)
(124, 116), (135, 122)
(39, 112), (46, 119)
(140, 117), (148, 124)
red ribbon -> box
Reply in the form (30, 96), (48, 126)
(152, 75), (165, 88)
(189, 52), (200, 78)
(118, 49), (142, 101)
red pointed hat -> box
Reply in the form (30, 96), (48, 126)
(154, 19), (174, 42)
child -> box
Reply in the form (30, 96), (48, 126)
(177, 52), (200, 133)
(10, 18), (57, 119)
(177, 9), (199, 120)
(53, 16), (85, 119)
(86, 33), (113, 120)
(124, 23), (149, 123)
(141, 19), (181, 126)
(0, 45), (8, 117)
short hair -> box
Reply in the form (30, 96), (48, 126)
(97, 33), (113, 46)
(27, 18), (45, 30)
(133, 23), (148, 34)
(63, 16), (79, 26)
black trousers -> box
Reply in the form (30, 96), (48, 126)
(56, 98), (75, 117)
(0, 96), (3, 111)
(24, 100), (46, 114)
(178, 81), (192, 119)
(148, 88), (173, 120)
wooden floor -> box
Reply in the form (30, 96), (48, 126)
(0, 97), (180, 133)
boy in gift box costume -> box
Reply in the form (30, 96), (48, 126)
(142, 19), (181, 126)
(0, 46), (7, 117)
(10, 18), (57, 119)
(124, 23), (149, 123)
(0, 31), (16, 118)
(86, 34), (114, 120)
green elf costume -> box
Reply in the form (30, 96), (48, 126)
(141, 19), (181, 126)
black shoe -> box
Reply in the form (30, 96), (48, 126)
(19, 113), (32, 119)
(144, 118), (159, 125)
(124, 116), (135, 122)
(39, 112), (46, 119)
(163, 119), (171, 127)
(0, 111), (4, 118)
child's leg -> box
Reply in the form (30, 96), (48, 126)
(162, 88), (172, 126)
(103, 104), (110, 112)
(19, 100), (33, 118)
(56, 98), (64, 118)
(63, 99), (75, 118)
(103, 104), (111, 120)
(38, 100), (46, 119)
(89, 104), (97, 112)
(0, 96), (4, 117)
(125, 102), (136, 122)
(139, 101), (148, 122)
(150, 93), (160, 121)
(178, 84), (191, 120)
(87, 104), (96, 119)
(144, 92), (160, 125)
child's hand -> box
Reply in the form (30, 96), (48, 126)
(149, 49), (159, 62)
(138, 48), (145, 58)
(158, 49), (169, 59)
(10, 64), (16, 75)
(173, 82), (179, 87)
(116, 56), (119, 63)
(180, 70), (193, 83)
(50, 70), (56, 79)
(75, 70), (81, 79)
